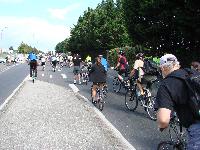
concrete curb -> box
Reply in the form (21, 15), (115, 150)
(69, 84), (136, 150)
(0, 75), (29, 114)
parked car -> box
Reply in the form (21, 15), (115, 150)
(0, 57), (6, 63)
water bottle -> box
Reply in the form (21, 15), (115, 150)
(136, 89), (141, 97)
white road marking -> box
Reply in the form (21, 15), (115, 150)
(0, 63), (19, 74)
(50, 75), (52, 78)
(61, 74), (67, 79)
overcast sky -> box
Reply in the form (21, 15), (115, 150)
(0, 0), (102, 52)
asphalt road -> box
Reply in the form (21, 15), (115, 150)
(0, 63), (29, 105)
(0, 62), (171, 150)
(35, 63), (170, 150)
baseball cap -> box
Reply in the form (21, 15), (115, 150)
(160, 54), (178, 66)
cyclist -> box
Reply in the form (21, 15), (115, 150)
(114, 51), (128, 83)
(51, 55), (57, 71)
(59, 55), (64, 68)
(89, 57), (107, 103)
(73, 53), (82, 84)
(41, 55), (46, 70)
(156, 54), (200, 149)
(129, 53), (145, 96)
(85, 55), (92, 63)
(98, 54), (108, 72)
(191, 61), (200, 72)
(28, 52), (38, 77)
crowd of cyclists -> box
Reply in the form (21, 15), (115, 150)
(27, 50), (200, 149)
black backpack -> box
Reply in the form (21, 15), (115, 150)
(143, 59), (158, 75)
(168, 68), (200, 120)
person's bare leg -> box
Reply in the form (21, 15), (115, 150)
(92, 85), (97, 102)
(78, 73), (81, 84)
(136, 81), (144, 95)
(118, 74), (123, 82)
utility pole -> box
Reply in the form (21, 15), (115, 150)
(0, 27), (8, 54)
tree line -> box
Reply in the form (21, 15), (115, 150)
(56, 0), (200, 66)
(18, 42), (42, 54)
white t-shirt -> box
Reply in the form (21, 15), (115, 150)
(41, 57), (46, 62)
(134, 59), (144, 76)
(52, 56), (57, 61)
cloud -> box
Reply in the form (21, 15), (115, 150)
(0, 0), (23, 3)
(0, 16), (70, 51)
(48, 3), (81, 20)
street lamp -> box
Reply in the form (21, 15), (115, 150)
(0, 27), (8, 54)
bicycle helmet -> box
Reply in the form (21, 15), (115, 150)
(118, 50), (125, 56)
(136, 53), (144, 59)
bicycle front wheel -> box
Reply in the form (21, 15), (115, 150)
(125, 89), (138, 111)
(146, 96), (157, 120)
(157, 141), (175, 150)
(113, 77), (121, 93)
(98, 98), (104, 111)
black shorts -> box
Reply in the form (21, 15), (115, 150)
(118, 69), (128, 77)
(41, 62), (45, 66)
(52, 61), (57, 66)
(30, 60), (37, 70)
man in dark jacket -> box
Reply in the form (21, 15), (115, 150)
(89, 57), (107, 103)
(156, 54), (200, 149)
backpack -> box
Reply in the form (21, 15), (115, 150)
(168, 68), (200, 120)
(143, 59), (158, 75)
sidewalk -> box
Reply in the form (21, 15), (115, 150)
(0, 79), (135, 150)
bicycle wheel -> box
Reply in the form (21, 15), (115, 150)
(32, 70), (35, 83)
(146, 96), (157, 120)
(157, 141), (175, 150)
(125, 88), (138, 111)
(98, 98), (104, 111)
(113, 77), (121, 93)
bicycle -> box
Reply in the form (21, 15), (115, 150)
(42, 64), (45, 71)
(124, 76), (160, 120)
(91, 84), (108, 111)
(81, 66), (89, 85)
(113, 69), (129, 93)
(31, 68), (36, 83)
(157, 114), (187, 150)
(52, 64), (56, 72)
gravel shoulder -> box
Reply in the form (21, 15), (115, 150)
(0, 79), (135, 150)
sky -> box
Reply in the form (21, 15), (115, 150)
(0, 0), (103, 52)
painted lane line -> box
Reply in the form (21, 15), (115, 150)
(61, 74), (67, 79)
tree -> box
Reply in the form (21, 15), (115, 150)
(122, 0), (200, 66)
(57, 0), (132, 59)
(18, 42), (41, 54)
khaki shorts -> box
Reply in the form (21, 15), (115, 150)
(92, 82), (106, 91)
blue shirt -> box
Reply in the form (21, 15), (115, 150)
(101, 57), (108, 71)
(28, 53), (37, 61)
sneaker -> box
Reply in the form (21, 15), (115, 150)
(124, 80), (130, 87)
(74, 80), (76, 84)
(79, 81), (81, 85)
